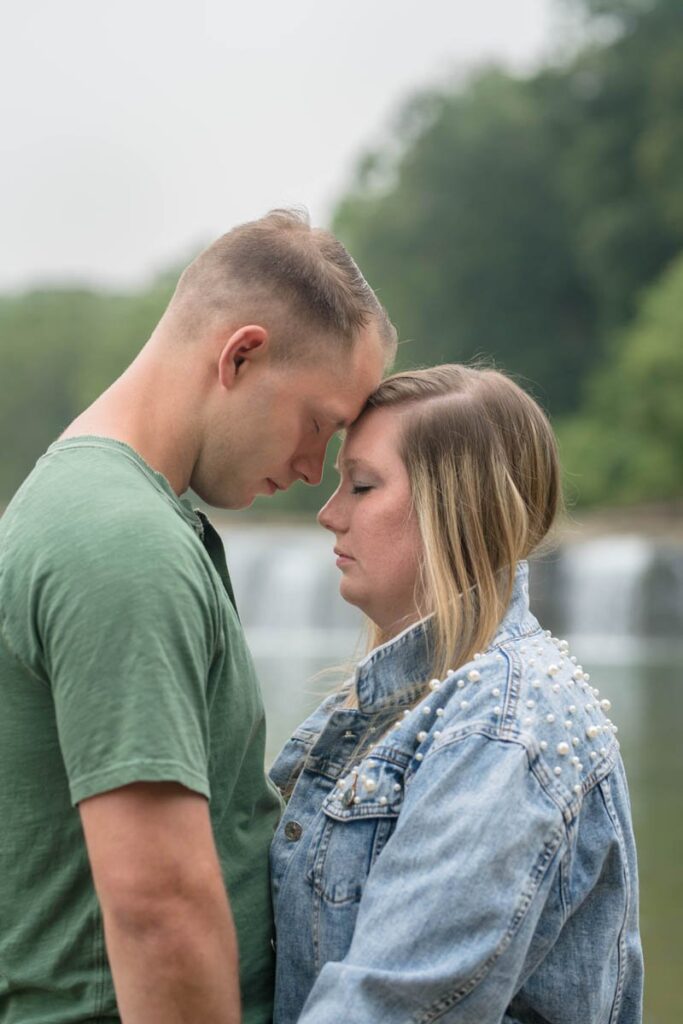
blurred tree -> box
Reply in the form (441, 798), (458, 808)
(75, 273), (176, 401)
(0, 276), (174, 501)
(333, 0), (683, 421)
(559, 250), (683, 504)
(334, 69), (596, 415)
(2, 0), (682, 509)
(541, 0), (683, 328)
(0, 290), (104, 498)
(560, 0), (675, 26)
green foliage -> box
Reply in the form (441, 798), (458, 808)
(560, 0), (673, 25)
(559, 250), (683, 504)
(540, 1), (683, 328)
(334, 1), (683, 423)
(0, 290), (97, 498)
(330, 0), (683, 506)
(0, 279), (174, 500)
(1, 0), (682, 509)
(335, 69), (597, 416)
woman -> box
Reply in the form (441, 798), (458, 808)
(269, 366), (643, 1024)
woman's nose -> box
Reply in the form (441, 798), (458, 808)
(318, 489), (342, 531)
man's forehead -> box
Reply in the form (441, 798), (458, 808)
(316, 401), (357, 432)
(315, 375), (375, 426)
(305, 333), (384, 418)
(338, 325), (386, 377)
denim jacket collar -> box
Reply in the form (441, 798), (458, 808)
(492, 560), (536, 643)
(354, 615), (434, 714)
(354, 561), (533, 714)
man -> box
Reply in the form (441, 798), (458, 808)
(0, 209), (395, 1023)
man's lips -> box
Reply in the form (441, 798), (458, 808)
(266, 479), (281, 494)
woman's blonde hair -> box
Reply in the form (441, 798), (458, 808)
(362, 364), (562, 683)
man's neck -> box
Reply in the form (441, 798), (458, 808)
(60, 347), (200, 496)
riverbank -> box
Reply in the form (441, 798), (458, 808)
(207, 499), (683, 545)
(2, 498), (682, 543)
(559, 499), (683, 544)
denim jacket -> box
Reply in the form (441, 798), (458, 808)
(269, 563), (643, 1024)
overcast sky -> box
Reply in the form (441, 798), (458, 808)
(1, 0), (560, 292)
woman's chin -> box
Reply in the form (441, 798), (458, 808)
(339, 579), (367, 613)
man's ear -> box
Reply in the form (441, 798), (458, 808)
(217, 325), (269, 390)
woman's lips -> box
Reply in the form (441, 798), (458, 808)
(334, 548), (354, 567)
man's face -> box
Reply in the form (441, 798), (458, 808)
(194, 326), (386, 509)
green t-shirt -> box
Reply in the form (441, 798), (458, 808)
(0, 437), (283, 1023)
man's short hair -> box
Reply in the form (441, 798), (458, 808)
(168, 208), (397, 362)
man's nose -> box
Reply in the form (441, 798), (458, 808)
(292, 449), (325, 487)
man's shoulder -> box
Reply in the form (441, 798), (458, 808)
(0, 441), (228, 687)
(1, 439), (203, 581)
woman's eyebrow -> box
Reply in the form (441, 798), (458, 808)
(334, 456), (371, 472)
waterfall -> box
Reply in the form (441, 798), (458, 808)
(222, 524), (362, 658)
(531, 536), (683, 663)
(221, 524), (683, 659)
(218, 521), (683, 764)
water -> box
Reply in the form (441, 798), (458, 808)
(221, 525), (683, 1023)
(591, 659), (682, 1024)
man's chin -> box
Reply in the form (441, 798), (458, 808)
(227, 492), (257, 511)
(229, 486), (272, 510)
(190, 485), (252, 512)
(192, 479), (280, 511)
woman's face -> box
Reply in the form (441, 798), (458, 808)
(318, 406), (425, 636)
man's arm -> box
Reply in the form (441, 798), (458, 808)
(79, 782), (240, 1024)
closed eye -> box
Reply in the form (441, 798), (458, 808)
(351, 484), (373, 495)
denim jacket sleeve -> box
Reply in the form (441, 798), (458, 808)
(296, 730), (566, 1024)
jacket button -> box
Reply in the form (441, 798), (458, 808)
(284, 820), (303, 841)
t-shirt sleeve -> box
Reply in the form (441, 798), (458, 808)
(40, 518), (217, 806)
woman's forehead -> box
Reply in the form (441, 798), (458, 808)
(337, 407), (406, 469)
